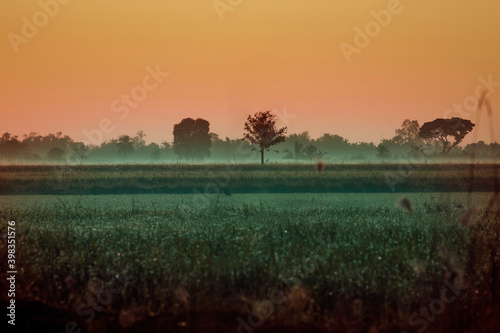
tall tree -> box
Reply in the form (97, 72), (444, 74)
(393, 119), (420, 144)
(116, 135), (135, 161)
(242, 110), (287, 165)
(173, 118), (211, 160)
(419, 118), (475, 154)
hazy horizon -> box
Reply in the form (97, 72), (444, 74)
(1, 1), (499, 146)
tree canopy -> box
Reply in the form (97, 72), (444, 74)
(0, 133), (28, 160)
(0, 115), (490, 163)
(418, 118), (475, 154)
(242, 111), (287, 165)
(173, 118), (212, 160)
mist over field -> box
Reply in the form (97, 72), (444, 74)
(1, 80), (500, 333)
(1, 124), (499, 166)
(2, 0), (500, 332)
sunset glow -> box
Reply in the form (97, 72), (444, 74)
(1, 0), (499, 144)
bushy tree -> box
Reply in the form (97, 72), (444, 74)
(376, 142), (390, 159)
(393, 119), (420, 144)
(173, 118), (211, 160)
(287, 132), (312, 146)
(419, 118), (475, 154)
(242, 111), (287, 165)
(315, 133), (349, 157)
(0, 133), (28, 160)
(464, 141), (500, 159)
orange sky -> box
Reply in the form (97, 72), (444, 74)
(1, 0), (499, 145)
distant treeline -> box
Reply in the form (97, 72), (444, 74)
(0, 119), (499, 164)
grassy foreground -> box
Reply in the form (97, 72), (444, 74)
(1, 192), (499, 332)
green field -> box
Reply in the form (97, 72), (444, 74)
(0, 164), (499, 332)
(0, 163), (498, 195)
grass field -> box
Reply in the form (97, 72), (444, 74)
(0, 164), (499, 332)
(0, 163), (498, 195)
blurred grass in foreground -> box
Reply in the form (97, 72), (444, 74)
(0, 192), (499, 331)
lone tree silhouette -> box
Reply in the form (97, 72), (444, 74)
(173, 118), (211, 160)
(242, 110), (287, 165)
(116, 135), (135, 161)
(419, 117), (475, 154)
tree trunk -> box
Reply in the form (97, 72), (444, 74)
(261, 149), (264, 165)
(441, 142), (449, 155)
